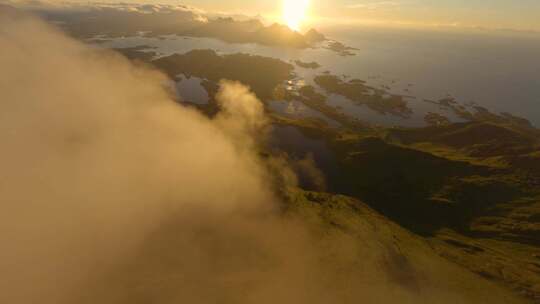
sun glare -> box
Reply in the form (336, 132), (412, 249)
(283, 0), (310, 32)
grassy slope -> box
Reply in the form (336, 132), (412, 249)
(75, 188), (529, 304)
(114, 47), (539, 301)
(287, 189), (531, 303)
(281, 119), (540, 301)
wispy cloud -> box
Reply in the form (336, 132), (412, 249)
(347, 1), (400, 10)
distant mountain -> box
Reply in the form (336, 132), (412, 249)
(253, 23), (309, 48)
(305, 28), (326, 43)
(30, 4), (348, 53)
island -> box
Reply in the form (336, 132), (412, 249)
(294, 60), (321, 69)
(111, 39), (540, 302)
(325, 41), (358, 56)
(151, 49), (295, 101)
(425, 97), (536, 130)
(43, 7), (355, 55)
(314, 74), (412, 118)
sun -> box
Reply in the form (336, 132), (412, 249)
(282, 0), (310, 32)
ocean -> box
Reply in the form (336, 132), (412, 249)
(97, 25), (540, 127)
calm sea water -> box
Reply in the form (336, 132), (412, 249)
(97, 25), (540, 127)
(321, 25), (540, 126)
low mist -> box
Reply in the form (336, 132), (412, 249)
(0, 8), (525, 304)
(0, 10), (277, 303)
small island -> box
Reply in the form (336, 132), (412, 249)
(425, 97), (535, 130)
(48, 7), (355, 56)
(294, 60), (321, 69)
(314, 74), (412, 118)
(325, 41), (358, 57)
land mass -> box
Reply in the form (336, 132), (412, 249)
(425, 97), (536, 130)
(114, 43), (540, 302)
(151, 49), (294, 101)
(314, 74), (412, 118)
(77, 187), (530, 304)
(294, 60), (321, 69)
(38, 6), (355, 55)
(275, 119), (540, 301)
(325, 41), (358, 56)
(3, 4), (539, 302)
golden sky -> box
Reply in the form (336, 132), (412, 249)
(180, 0), (540, 32)
(4, 0), (540, 32)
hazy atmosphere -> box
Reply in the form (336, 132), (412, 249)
(1, 1), (539, 303)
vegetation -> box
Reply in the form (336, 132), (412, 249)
(152, 49), (295, 101)
(115, 45), (540, 302)
(274, 119), (540, 301)
(424, 112), (451, 126)
(314, 74), (412, 118)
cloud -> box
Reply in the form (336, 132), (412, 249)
(215, 80), (268, 141)
(0, 0), (208, 21)
(0, 9), (275, 303)
(347, 1), (400, 10)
